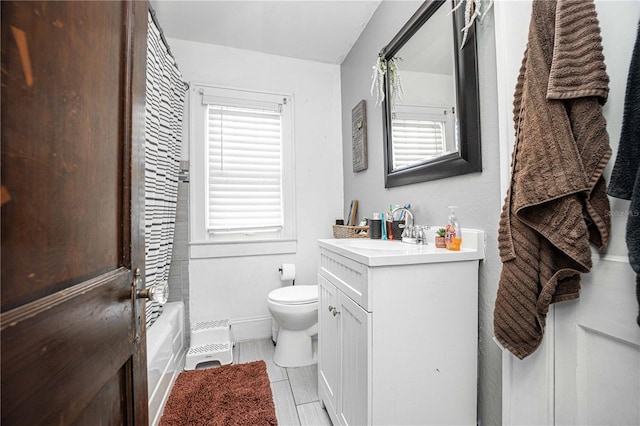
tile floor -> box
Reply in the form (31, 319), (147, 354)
(233, 338), (332, 426)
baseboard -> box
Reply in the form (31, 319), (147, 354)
(230, 315), (273, 342)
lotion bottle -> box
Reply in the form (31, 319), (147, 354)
(445, 206), (461, 251)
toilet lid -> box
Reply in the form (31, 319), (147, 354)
(268, 285), (317, 305)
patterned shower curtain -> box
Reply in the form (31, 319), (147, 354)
(145, 10), (186, 328)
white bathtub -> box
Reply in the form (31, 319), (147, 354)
(146, 301), (186, 426)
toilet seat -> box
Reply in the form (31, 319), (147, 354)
(268, 285), (317, 305)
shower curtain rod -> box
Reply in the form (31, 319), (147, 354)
(148, 6), (190, 90)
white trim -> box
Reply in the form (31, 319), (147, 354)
(494, 0), (531, 198)
(594, 253), (635, 264)
(189, 83), (297, 246)
(190, 81), (290, 101)
(190, 239), (297, 259)
(501, 307), (556, 425)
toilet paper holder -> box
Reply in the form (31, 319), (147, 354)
(278, 264), (296, 285)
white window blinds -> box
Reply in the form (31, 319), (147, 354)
(391, 105), (454, 171)
(205, 100), (284, 235)
(392, 117), (446, 170)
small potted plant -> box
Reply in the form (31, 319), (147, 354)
(435, 228), (446, 248)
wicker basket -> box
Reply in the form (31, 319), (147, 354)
(332, 225), (369, 239)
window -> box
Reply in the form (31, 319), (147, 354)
(391, 105), (455, 170)
(190, 85), (296, 255)
(206, 102), (283, 235)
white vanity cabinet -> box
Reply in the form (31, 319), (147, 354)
(317, 233), (484, 426)
(319, 273), (371, 426)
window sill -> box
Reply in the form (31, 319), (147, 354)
(189, 239), (297, 259)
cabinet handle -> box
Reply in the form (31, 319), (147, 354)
(328, 305), (335, 312)
(332, 308), (340, 317)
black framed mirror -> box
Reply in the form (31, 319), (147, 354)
(382, 0), (481, 188)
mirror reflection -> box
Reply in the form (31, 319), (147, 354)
(382, 0), (482, 188)
(391, 2), (457, 171)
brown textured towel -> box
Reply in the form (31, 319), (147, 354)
(494, 0), (612, 359)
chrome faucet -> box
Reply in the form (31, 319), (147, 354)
(390, 207), (430, 244)
(391, 206), (415, 240)
(414, 225), (431, 245)
(391, 206), (414, 227)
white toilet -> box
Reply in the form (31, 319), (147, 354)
(267, 285), (318, 367)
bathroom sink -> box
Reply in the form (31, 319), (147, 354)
(319, 227), (485, 266)
(336, 239), (418, 252)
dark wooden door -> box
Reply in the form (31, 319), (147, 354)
(1, 1), (148, 424)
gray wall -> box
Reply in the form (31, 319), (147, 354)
(340, 2), (502, 424)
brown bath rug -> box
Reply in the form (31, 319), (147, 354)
(159, 360), (278, 426)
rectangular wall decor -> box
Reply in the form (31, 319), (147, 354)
(352, 99), (368, 172)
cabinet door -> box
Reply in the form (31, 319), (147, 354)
(338, 291), (371, 426)
(318, 275), (339, 420)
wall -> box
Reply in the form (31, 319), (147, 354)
(340, 2), (503, 425)
(400, 70), (454, 106)
(166, 38), (344, 340)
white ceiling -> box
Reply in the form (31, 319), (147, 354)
(150, 0), (382, 65)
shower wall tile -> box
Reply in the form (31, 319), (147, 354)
(171, 222), (188, 262)
(180, 261), (191, 347)
(181, 260), (191, 345)
(167, 177), (190, 345)
(175, 189), (188, 223)
(168, 261), (183, 301)
(181, 262), (190, 296)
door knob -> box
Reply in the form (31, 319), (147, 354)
(137, 283), (168, 304)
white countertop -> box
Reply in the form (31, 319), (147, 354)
(318, 227), (485, 267)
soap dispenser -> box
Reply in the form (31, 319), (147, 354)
(445, 206), (461, 251)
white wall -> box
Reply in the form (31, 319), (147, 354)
(399, 70), (455, 107)
(167, 38), (344, 339)
(340, 2), (503, 425)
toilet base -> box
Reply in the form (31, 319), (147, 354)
(273, 328), (317, 368)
